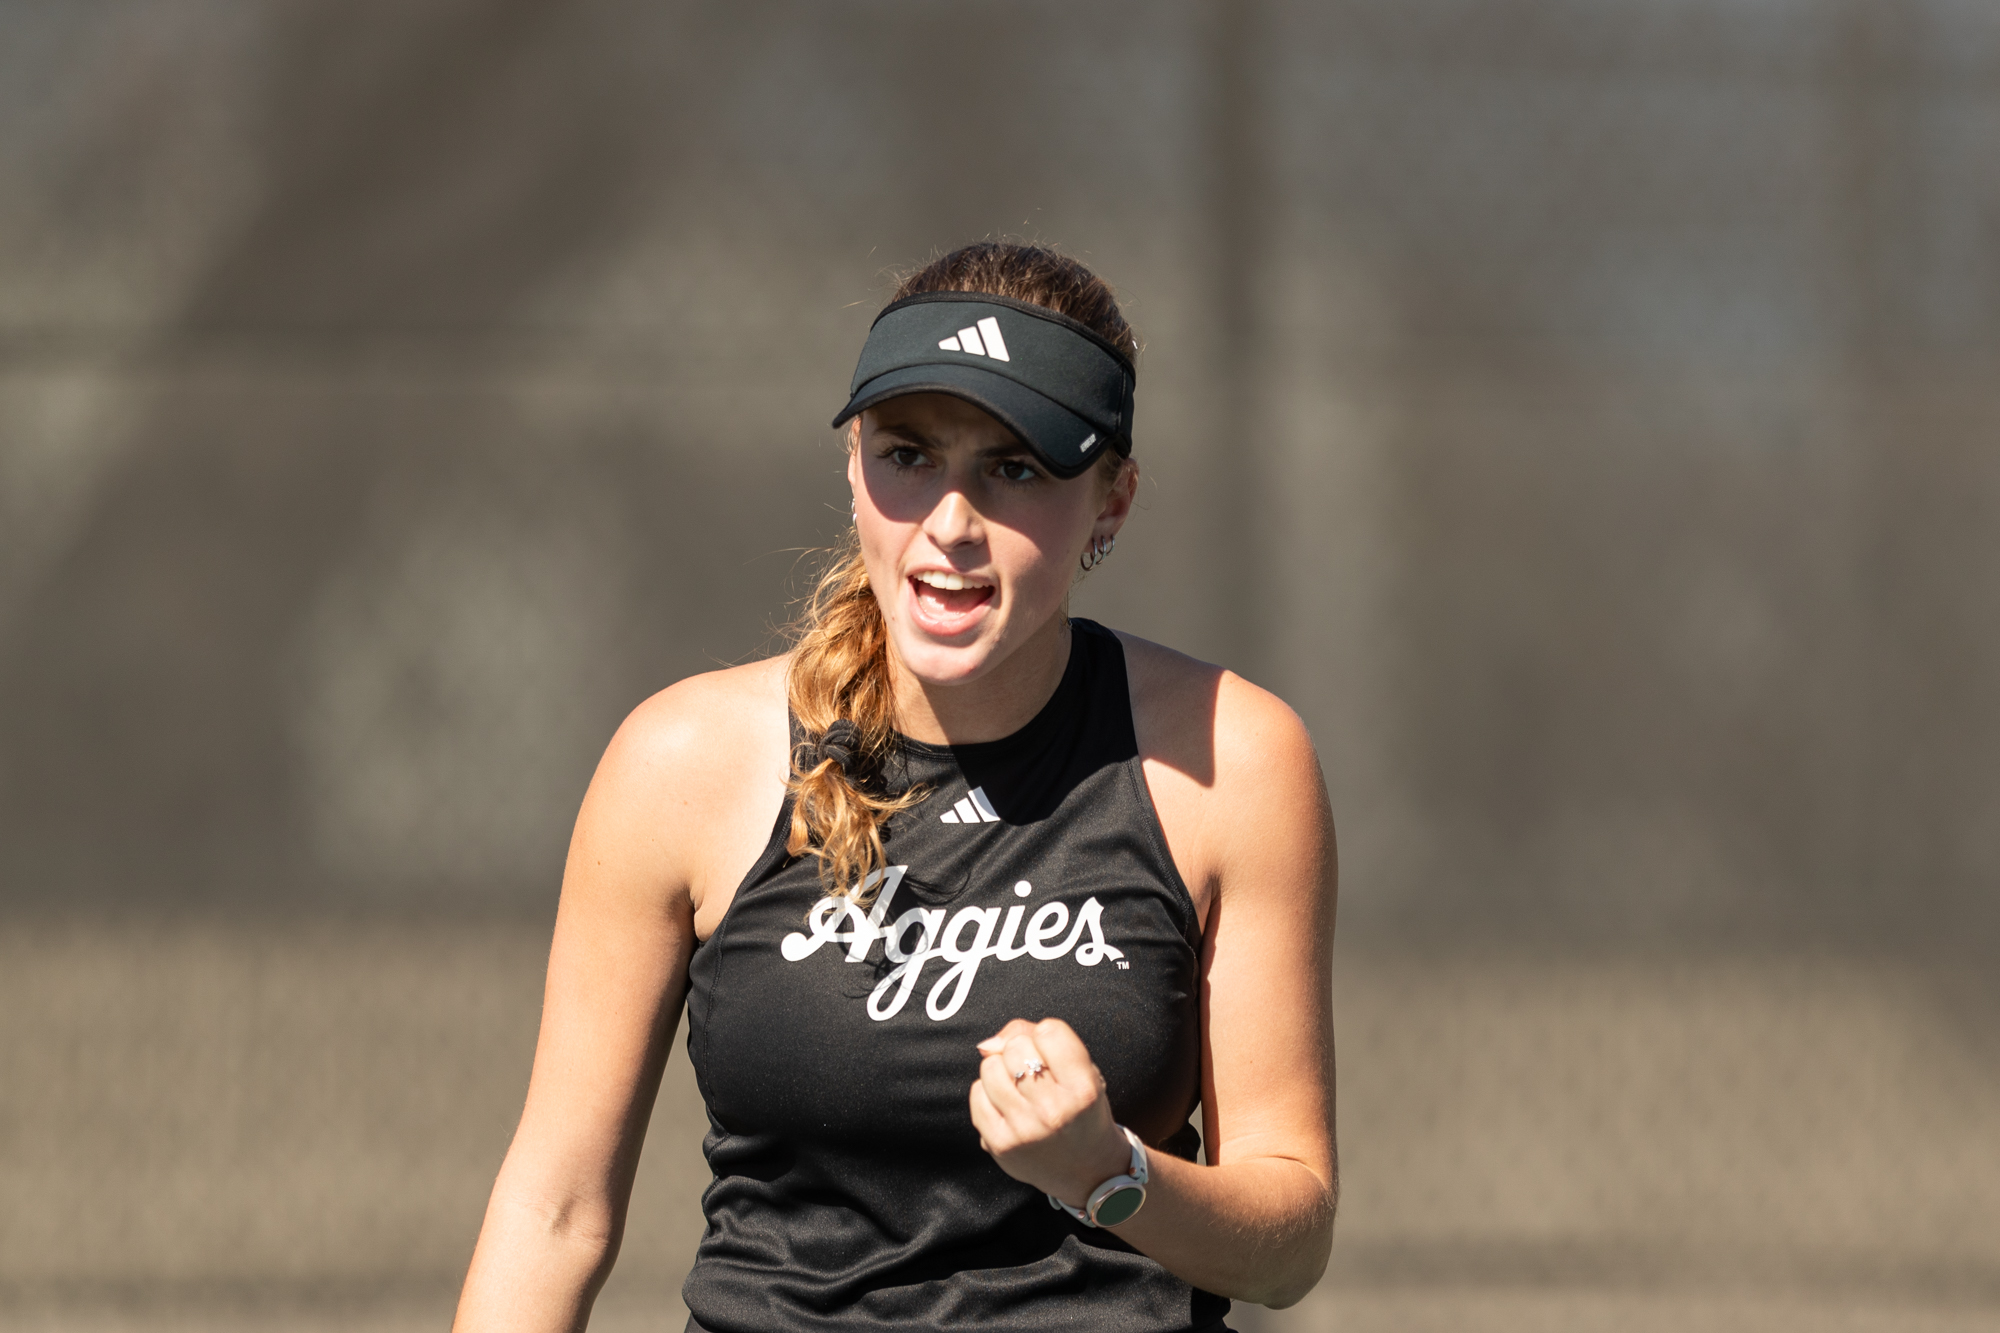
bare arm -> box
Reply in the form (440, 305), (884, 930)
(969, 662), (1338, 1308)
(453, 664), (787, 1332)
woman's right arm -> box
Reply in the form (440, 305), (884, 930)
(452, 666), (786, 1332)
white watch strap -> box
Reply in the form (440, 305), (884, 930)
(1047, 1125), (1148, 1226)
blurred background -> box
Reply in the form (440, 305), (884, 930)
(2, 1), (1997, 1330)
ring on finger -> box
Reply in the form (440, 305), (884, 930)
(1013, 1057), (1047, 1085)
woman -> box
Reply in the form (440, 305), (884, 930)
(454, 242), (1337, 1333)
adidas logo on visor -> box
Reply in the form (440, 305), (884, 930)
(939, 786), (1002, 824)
(938, 317), (1010, 362)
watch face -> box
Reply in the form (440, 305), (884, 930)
(1091, 1184), (1145, 1227)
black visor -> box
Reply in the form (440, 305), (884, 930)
(831, 292), (1136, 479)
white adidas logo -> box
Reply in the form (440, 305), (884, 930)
(938, 316), (1011, 362)
(940, 786), (1002, 825)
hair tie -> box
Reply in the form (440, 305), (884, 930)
(811, 719), (862, 774)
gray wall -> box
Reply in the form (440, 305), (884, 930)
(2, 3), (1997, 1329)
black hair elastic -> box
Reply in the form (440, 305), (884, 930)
(807, 719), (862, 774)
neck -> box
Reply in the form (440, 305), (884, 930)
(890, 614), (1072, 745)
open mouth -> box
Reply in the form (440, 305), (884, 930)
(909, 569), (996, 628)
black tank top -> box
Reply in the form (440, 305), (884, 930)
(681, 619), (1228, 1333)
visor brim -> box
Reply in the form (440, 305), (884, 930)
(831, 363), (1115, 480)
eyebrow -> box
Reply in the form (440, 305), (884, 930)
(872, 423), (945, 451)
(873, 423), (1032, 458)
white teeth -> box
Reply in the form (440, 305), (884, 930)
(914, 570), (979, 591)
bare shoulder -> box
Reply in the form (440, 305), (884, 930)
(1113, 631), (1319, 791)
(1113, 632), (1328, 920)
(577, 654), (792, 918)
(597, 655), (790, 801)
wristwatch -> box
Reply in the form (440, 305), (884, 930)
(1048, 1125), (1149, 1227)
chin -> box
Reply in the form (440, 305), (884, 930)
(890, 624), (1006, 687)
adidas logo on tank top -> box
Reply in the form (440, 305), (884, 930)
(938, 786), (1002, 824)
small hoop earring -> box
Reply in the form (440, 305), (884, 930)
(1079, 533), (1115, 572)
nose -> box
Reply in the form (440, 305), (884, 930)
(922, 486), (984, 553)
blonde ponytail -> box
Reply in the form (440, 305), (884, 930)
(784, 531), (924, 900)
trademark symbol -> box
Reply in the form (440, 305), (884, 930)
(1116, 960), (1130, 970)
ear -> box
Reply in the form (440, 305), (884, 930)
(845, 421), (863, 494)
(1091, 458), (1139, 540)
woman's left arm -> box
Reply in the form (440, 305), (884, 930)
(969, 674), (1338, 1308)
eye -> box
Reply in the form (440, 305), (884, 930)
(883, 445), (928, 471)
(995, 458), (1042, 483)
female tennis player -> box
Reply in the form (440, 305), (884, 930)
(453, 242), (1337, 1332)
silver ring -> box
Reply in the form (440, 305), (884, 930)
(1013, 1058), (1046, 1084)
